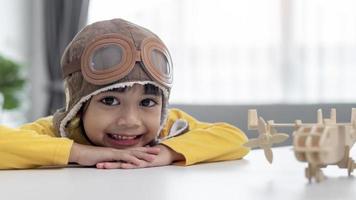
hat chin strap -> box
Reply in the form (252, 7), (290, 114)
(59, 81), (169, 137)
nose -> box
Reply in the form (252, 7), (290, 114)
(116, 106), (141, 128)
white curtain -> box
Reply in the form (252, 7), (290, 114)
(88, 0), (356, 104)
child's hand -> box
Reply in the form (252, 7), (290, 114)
(146, 144), (185, 167)
(95, 145), (185, 169)
(69, 143), (160, 168)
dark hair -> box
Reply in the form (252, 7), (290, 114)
(111, 84), (162, 96)
(143, 84), (162, 96)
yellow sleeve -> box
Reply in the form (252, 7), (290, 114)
(0, 117), (73, 169)
(160, 109), (250, 166)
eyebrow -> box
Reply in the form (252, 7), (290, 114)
(143, 84), (161, 96)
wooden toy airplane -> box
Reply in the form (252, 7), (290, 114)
(244, 108), (356, 182)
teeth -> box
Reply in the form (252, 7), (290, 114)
(110, 134), (137, 140)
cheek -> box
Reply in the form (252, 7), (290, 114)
(147, 109), (162, 132)
(82, 109), (99, 141)
(82, 104), (113, 141)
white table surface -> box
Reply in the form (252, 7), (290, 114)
(1, 146), (355, 200)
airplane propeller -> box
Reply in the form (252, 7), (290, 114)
(244, 116), (289, 163)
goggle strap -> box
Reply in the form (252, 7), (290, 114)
(62, 62), (81, 78)
(135, 50), (141, 62)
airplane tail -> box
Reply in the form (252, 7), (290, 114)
(330, 108), (336, 123)
(317, 109), (323, 124)
(248, 109), (258, 130)
(351, 108), (356, 128)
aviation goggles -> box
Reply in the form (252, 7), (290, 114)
(73, 34), (173, 87)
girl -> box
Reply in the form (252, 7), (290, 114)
(0, 18), (249, 169)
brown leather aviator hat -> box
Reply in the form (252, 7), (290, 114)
(53, 18), (173, 141)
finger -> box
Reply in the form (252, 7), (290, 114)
(96, 162), (124, 169)
(145, 147), (161, 155)
(128, 147), (161, 155)
(110, 150), (157, 166)
(120, 163), (138, 169)
(121, 161), (152, 169)
(96, 161), (147, 169)
(96, 163), (105, 169)
(119, 154), (144, 166)
(131, 150), (157, 162)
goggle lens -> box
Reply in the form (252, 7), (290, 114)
(90, 44), (124, 71)
(150, 49), (171, 75)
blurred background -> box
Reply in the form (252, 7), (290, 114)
(1, 0), (356, 141)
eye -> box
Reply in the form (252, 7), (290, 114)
(100, 96), (119, 106)
(140, 98), (157, 107)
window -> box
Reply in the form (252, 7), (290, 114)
(88, 0), (356, 104)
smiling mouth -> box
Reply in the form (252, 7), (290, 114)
(108, 134), (139, 140)
(106, 133), (143, 146)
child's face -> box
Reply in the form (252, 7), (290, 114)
(82, 84), (162, 149)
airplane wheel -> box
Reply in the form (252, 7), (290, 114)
(347, 158), (354, 176)
(305, 166), (312, 182)
(315, 169), (324, 182)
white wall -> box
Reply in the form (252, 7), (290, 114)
(0, 0), (48, 122)
(0, 0), (29, 61)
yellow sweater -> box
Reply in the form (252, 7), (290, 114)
(0, 108), (249, 169)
